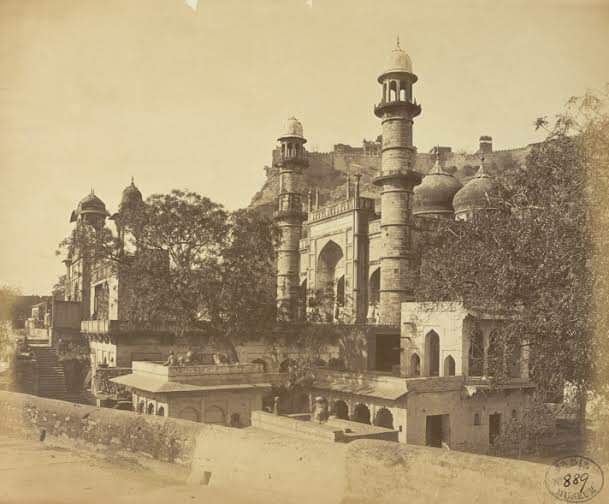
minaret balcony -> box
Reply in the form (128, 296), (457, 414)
(374, 99), (421, 118)
(276, 154), (309, 168)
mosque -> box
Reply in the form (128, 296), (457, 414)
(269, 40), (535, 450)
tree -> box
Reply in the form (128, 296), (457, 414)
(57, 189), (279, 358)
(415, 86), (609, 433)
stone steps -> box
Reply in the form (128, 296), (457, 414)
(31, 347), (69, 400)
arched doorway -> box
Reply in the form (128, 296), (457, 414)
(204, 406), (225, 425)
(157, 406), (165, 417)
(352, 403), (371, 424)
(444, 355), (456, 376)
(367, 267), (380, 322)
(177, 407), (200, 422)
(316, 241), (344, 322)
(425, 330), (440, 376)
(334, 400), (349, 420)
(375, 408), (394, 429)
(410, 353), (421, 377)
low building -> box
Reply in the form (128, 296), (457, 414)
(111, 361), (281, 427)
(308, 302), (535, 453)
(25, 298), (81, 346)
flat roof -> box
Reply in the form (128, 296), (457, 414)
(110, 373), (272, 394)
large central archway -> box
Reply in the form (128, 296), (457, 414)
(315, 240), (344, 322)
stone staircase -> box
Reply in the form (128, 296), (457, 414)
(30, 346), (69, 400)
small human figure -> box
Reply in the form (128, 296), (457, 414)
(184, 350), (193, 364)
(312, 396), (329, 423)
(163, 351), (176, 366)
(273, 396), (280, 416)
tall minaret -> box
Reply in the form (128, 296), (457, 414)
(274, 117), (308, 322)
(373, 38), (422, 326)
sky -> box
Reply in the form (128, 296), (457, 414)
(1, 0), (608, 294)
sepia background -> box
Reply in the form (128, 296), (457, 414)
(1, 0), (608, 294)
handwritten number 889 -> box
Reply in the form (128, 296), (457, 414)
(563, 473), (589, 492)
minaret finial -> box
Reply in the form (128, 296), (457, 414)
(131, 176), (134, 185)
(396, 35), (400, 49)
(477, 152), (488, 177)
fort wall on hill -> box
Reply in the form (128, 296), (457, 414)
(250, 138), (536, 218)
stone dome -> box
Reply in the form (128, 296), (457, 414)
(453, 161), (500, 216)
(281, 116), (305, 139)
(71, 190), (109, 222)
(413, 157), (462, 217)
(120, 178), (143, 210)
(384, 39), (413, 74)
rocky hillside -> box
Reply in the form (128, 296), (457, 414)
(249, 141), (535, 217)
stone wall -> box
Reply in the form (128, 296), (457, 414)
(0, 391), (583, 504)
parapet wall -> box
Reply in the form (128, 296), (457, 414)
(0, 392), (570, 504)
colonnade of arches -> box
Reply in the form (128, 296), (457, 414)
(281, 142), (305, 160)
(319, 397), (396, 430)
(407, 330), (457, 378)
(381, 79), (411, 103)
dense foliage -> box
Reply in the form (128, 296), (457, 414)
(58, 190), (278, 353)
(415, 87), (609, 423)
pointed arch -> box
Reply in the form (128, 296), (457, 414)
(425, 330), (440, 377)
(374, 408), (394, 429)
(410, 353), (421, 377)
(316, 240), (344, 321)
(444, 355), (456, 376)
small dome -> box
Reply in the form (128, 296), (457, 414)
(453, 160), (500, 216)
(384, 38), (413, 74)
(71, 190), (109, 222)
(78, 190), (109, 214)
(120, 178), (143, 210)
(282, 116), (305, 139)
(413, 156), (462, 217)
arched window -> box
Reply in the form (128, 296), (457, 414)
(469, 326), (484, 376)
(157, 406), (165, 417)
(444, 355), (456, 376)
(487, 330), (501, 377)
(425, 330), (440, 377)
(336, 275), (345, 307)
(410, 353), (421, 377)
(352, 404), (371, 424)
(334, 400), (349, 420)
(473, 413), (481, 426)
(147, 403), (155, 415)
(399, 87), (406, 101)
(389, 81), (397, 101)
(374, 408), (394, 429)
